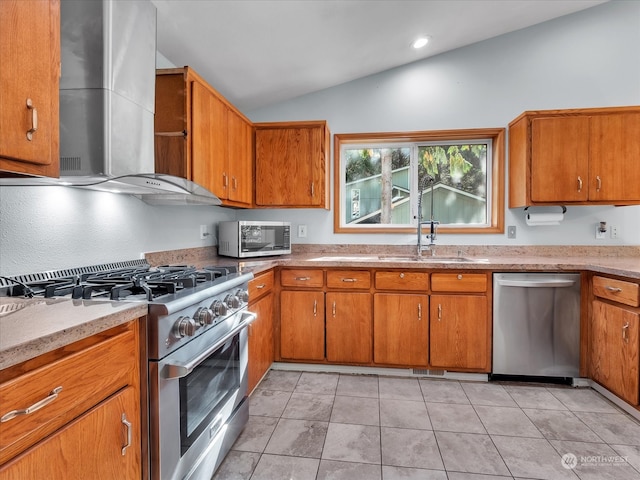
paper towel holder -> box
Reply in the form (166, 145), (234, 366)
(523, 205), (567, 226)
(523, 206), (567, 214)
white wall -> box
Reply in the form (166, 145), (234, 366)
(243, 0), (640, 247)
(1, 1), (639, 276)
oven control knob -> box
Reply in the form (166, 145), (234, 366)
(225, 294), (241, 309)
(194, 307), (214, 325)
(210, 300), (228, 317)
(235, 289), (249, 304)
(173, 316), (198, 337)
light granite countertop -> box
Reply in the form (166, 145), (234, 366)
(0, 297), (147, 370)
(3, 244), (638, 372)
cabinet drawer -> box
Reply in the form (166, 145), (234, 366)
(375, 271), (429, 291)
(0, 327), (137, 463)
(280, 269), (324, 288)
(593, 276), (639, 307)
(326, 270), (371, 289)
(431, 273), (487, 292)
(249, 269), (275, 302)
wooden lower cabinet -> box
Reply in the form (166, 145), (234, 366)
(1, 386), (140, 480)
(326, 292), (372, 363)
(280, 290), (325, 361)
(429, 294), (489, 371)
(248, 291), (274, 393)
(373, 293), (429, 366)
(590, 299), (639, 405)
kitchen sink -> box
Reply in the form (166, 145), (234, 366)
(308, 256), (379, 262)
(377, 255), (489, 263)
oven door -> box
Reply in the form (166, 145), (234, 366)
(149, 310), (255, 480)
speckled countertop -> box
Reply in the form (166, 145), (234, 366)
(0, 298), (147, 370)
(2, 244), (638, 372)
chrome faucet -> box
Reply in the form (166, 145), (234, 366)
(417, 175), (439, 257)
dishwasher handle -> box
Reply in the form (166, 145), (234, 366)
(496, 278), (576, 288)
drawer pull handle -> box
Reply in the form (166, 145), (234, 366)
(332, 301), (336, 317)
(438, 304), (442, 321)
(341, 278), (357, 282)
(295, 276), (311, 281)
(622, 322), (630, 343)
(232, 176), (238, 190)
(596, 175), (602, 192)
(577, 176), (583, 192)
(26, 98), (38, 140)
(605, 286), (623, 293)
(1, 386), (63, 423)
(313, 299), (317, 316)
(418, 303), (422, 320)
(256, 284), (266, 289)
(310, 182), (315, 197)
(121, 413), (132, 456)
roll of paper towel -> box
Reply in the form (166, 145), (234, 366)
(525, 212), (564, 226)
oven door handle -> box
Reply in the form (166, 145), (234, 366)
(163, 311), (257, 379)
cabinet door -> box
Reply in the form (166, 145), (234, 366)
(530, 116), (590, 202)
(430, 295), (489, 371)
(280, 291), (325, 360)
(326, 292), (372, 364)
(373, 294), (428, 366)
(0, 0), (59, 175)
(255, 126), (326, 207)
(591, 300), (639, 405)
(227, 109), (253, 205)
(589, 112), (640, 202)
(0, 386), (140, 480)
(248, 292), (274, 393)
(191, 80), (228, 198)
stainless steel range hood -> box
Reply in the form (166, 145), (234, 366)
(1, 0), (221, 206)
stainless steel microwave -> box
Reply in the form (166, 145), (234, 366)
(217, 221), (291, 258)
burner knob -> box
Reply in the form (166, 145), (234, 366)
(225, 294), (241, 309)
(235, 289), (249, 304)
(210, 299), (228, 317)
(194, 307), (214, 326)
(173, 316), (198, 337)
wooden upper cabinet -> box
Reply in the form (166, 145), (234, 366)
(0, 0), (60, 177)
(508, 106), (640, 207)
(254, 121), (330, 208)
(155, 67), (253, 207)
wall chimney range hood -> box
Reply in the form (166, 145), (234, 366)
(1, 0), (221, 206)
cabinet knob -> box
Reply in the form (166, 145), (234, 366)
(26, 98), (38, 141)
(457, 274), (463, 280)
(399, 273), (405, 278)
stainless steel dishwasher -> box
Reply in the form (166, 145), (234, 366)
(492, 272), (581, 382)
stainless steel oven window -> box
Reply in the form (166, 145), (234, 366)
(179, 334), (241, 454)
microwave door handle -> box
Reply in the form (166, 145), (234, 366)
(163, 311), (257, 379)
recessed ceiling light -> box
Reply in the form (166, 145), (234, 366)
(412, 36), (430, 49)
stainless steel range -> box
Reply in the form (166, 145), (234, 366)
(1, 259), (255, 480)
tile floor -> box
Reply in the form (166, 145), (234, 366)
(214, 370), (640, 480)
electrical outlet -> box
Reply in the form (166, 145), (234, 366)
(507, 225), (517, 239)
(610, 225), (619, 239)
(200, 224), (210, 240)
(298, 224), (307, 238)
